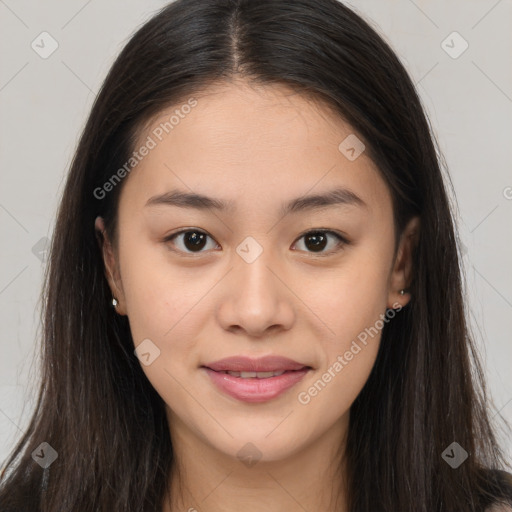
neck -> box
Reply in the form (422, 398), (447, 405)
(163, 410), (349, 512)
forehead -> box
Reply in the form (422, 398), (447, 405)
(142, 80), (352, 154)
(120, 80), (392, 218)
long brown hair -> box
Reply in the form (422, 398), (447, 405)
(1, 0), (511, 510)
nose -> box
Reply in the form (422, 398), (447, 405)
(216, 248), (295, 337)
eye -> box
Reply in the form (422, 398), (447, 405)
(292, 229), (348, 255)
(163, 228), (348, 256)
(164, 229), (219, 254)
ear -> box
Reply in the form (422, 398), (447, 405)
(387, 216), (420, 309)
(94, 216), (127, 315)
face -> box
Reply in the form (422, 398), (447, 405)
(96, 79), (417, 464)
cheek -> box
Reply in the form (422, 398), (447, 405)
(118, 231), (209, 339)
(308, 245), (393, 338)
(118, 241), (244, 412)
(295, 334), (380, 437)
(118, 244), (214, 410)
(296, 245), (392, 414)
(296, 293), (386, 430)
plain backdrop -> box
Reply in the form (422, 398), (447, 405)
(1, 0), (511, 468)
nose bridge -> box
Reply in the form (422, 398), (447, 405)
(233, 234), (280, 304)
(217, 234), (294, 335)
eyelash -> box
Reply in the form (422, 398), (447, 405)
(163, 228), (349, 257)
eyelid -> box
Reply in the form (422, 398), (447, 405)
(294, 228), (349, 243)
(163, 228), (219, 255)
(163, 228), (349, 255)
(291, 228), (349, 256)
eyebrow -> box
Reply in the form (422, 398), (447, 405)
(145, 187), (367, 215)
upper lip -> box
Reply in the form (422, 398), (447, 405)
(202, 355), (311, 373)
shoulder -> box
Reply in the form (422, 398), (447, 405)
(485, 470), (512, 512)
(486, 504), (512, 512)
(495, 469), (512, 492)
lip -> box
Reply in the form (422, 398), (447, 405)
(201, 355), (312, 403)
(202, 367), (311, 403)
(202, 355), (310, 373)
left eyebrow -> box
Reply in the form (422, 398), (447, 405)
(144, 187), (367, 215)
(280, 187), (367, 216)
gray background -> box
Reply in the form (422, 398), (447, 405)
(1, 0), (511, 467)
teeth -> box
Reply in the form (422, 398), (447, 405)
(224, 370), (286, 378)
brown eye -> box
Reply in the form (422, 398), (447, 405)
(165, 229), (218, 253)
(164, 228), (347, 256)
(293, 230), (347, 255)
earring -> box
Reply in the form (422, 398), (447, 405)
(112, 296), (118, 308)
(399, 289), (405, 295)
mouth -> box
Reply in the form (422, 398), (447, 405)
(200, 358), (313, 403)
(202, 354), (312, 373)
(202, 367), (311, 379)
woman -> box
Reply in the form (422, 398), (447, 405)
(1, 0), (511, 510)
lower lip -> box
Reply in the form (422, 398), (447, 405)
(202, 367), (310, 403)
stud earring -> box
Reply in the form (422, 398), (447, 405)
(399, 289), (405, 295)
(112, 296), (118, 307)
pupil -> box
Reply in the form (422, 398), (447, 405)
(305, 232), (327, 252)
(184, 231), (206, 251)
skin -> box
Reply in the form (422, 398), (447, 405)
(95, 79), (419, 512)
